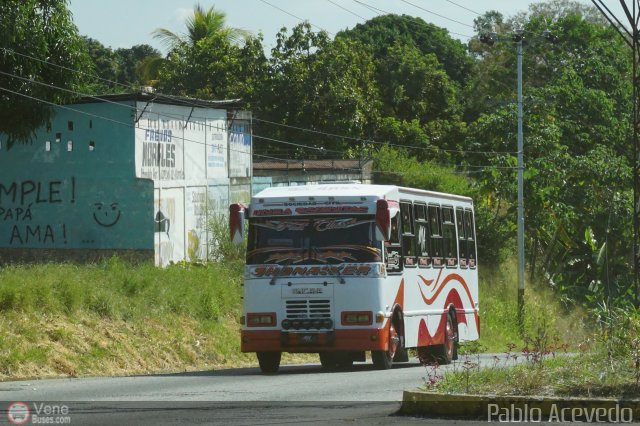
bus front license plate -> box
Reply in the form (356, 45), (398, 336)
(298, 334), (318, 345)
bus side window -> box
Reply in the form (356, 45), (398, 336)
(456, 207), (467, 268)
(400, 201), (416, 267)
(428, 204), (443, 267)
(464, 209), (477, 268)
(442, 206), (458, 267)
(414, 203), (430, 267)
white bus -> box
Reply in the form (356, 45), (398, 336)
(229, 183), (479, 373)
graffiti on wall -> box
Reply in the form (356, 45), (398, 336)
(93, 202), (122, 227)
(0, 178), (76, 245)
(0, 177), (126, 247)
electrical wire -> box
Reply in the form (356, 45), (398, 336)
(399, 0), (474, 28)
(444, 0), (481, 16)
(256, 0), (334, 36)
(0, 63), (520, 157)
(351, 0), (387, 15)
(1, 82), (519, 174)
(326, 0), (367, 21)
(253, 116), (518, 155)
(351, 0), (473, 38)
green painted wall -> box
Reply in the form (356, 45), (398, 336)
(0, 101), (154, 255)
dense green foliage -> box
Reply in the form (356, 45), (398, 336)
(0, 0), (90, 147)
(83, 38), (161, 92)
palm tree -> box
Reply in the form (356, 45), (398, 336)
(152, 4), (251, 50)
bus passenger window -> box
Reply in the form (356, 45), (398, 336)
(442, 206), (457, 267)
(465, 210), (477, 268)
(456, 207), (468, 267)
(400, 201), (416, 267)
(414, 204), (430, 267)
(428, 205), (443, 267)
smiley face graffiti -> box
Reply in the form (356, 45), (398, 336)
(93, 202), (121, 227)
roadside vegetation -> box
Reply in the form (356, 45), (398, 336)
(422, 265), (640, 397)
(0, 258), (250, 380)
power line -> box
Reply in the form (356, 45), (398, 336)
(352, 0), (472, 38)
(444, 0), (481, 16)
(399, 0), (474, 28)
(0, 85), (254, 156)
(1, 49), (518, 159)
(256, 0), (334, 36)
(253, 116), (518, 155)
(2, 80), (520, 174)
(0, 46), (133, 92)
(351, 0), (387, 15)
(326, 0), (367, 21)
(1, 66), (512, 161)
(253, 134), (343, 153)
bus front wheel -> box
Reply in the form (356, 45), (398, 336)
(257, 351), (281, 373)
(372, 322), (399, 370)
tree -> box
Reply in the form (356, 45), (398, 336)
(338, 14), (472, 84)
(254, 23), (379, 157)
(155, 31), (266, 101)
(0, 0), (90, 148)
(152, 4), (250, 50)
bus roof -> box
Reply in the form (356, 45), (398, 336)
(251, 183), (473, 204)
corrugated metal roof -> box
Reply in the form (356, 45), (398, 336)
(73, 91), (243, 109)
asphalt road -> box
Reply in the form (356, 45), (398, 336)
(0, 354), (577, 425)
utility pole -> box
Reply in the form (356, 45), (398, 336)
(479, 29), (558, 332)
(515, 30), (525, 334)
(591, 0), (640, 306)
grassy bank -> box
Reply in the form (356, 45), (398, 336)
(0, 258), (256, 380)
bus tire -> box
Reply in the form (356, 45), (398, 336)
(434, 311), (457, 365)
(372, 321), (399, 370)
(257, 351), (281, 373)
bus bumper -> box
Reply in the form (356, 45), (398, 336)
(241, 328), (389, 353)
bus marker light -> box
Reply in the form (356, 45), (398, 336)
(341, 311), (373, 325)
(247, 312), (276, 327)
(375, 312), (385, 323)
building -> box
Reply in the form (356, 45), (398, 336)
(0, 92), (252, 266)
(252, 158), (373, 194)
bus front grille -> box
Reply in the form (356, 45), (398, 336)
(285, 299), (331, 319)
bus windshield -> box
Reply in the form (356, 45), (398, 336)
(246, 216), (382, 265)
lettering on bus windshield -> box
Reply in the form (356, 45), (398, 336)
(251, 264), (373, 278)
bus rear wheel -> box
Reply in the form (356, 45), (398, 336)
(372, 322), (399, 370)
(418, 312), (457, 365)
(257, 351), (281, 373)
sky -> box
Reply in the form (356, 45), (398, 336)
(67, 0), (598, 54)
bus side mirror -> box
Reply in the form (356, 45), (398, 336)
(229, 203), (246, 244)
(375, 199), (391, 241)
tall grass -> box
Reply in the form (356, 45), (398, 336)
(477, 259), (589, 352)
(0, 257), (242, 322)
(0, 257), (250, 379)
